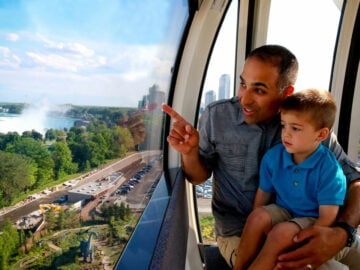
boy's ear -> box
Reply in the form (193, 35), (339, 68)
(317, 127), (330, 142)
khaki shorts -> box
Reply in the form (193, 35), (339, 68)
(262, 204), (316, 229)
(217, 203), (359, 269)
(217, 235), (353, 269)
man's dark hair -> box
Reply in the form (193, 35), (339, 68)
(247, 45), (298, 93)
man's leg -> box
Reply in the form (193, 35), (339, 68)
(316, 259), (349, 270)
(336, 236), (360, 270)
(217, 235), (241, 268)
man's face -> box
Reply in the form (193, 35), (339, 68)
(238, 57), (289, 124)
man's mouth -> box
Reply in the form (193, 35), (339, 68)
(243, 107), (255, 116)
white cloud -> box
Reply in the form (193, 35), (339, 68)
(21, 35), (107, 72)
(0, 46), (11, 56)
(45, 40), (95, 58)
(0, 46), (21, 68)
(0, 34), (175, 107)
(5, 33), (19, 42)
(26, 52), (80, 72)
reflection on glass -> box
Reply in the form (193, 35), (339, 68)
(0, 1), (188, 268)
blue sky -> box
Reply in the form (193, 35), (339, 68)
(0, 0), (187, 107)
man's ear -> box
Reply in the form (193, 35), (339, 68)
(317, 127), (330, 142)
(283, 86), (294, 97)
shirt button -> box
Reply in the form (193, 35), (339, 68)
(294, 181), (299, 187)
(294, 168), (299, 173)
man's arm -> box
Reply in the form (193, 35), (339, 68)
(338, 180), (360, 227)
(162, 104), (209, 185)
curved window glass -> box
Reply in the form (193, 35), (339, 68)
(267, 0), (342, 91)
(0, 1), (189, 268)
(198, 0), (237, 245)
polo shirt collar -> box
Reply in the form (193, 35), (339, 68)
(283, 144), (325, 169)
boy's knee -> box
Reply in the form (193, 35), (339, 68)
(247, 207), (271, 227)
(267, 222), (298, 243)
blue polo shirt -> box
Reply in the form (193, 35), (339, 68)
(259, 143), (347, 218)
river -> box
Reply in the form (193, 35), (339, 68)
(0, 112), (76, 135)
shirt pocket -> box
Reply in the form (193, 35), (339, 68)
(216, 143), (248, 172)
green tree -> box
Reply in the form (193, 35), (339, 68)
(6, 137), (54, 187)
(62, 210), (80, 229)
(89, 133), (107, 167)
(45, 208), (57, 231)
(22, 129), (43, 141)
(57, 210), (66, 230)
(0, 219), (20, 269)
(50, 141), (77, 179)
(0, 151), (35, 206)
(67, 127), (92, 171)
(45, 128), (66, 141)
(0, 132), (21, 151)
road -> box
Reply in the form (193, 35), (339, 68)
(0, 151), (160, 227)
(197, 198), (212, 214)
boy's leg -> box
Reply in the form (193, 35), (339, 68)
(234, 207), (273, 269)
(217, 204), (292, 268)
(249, 221), (301, 270)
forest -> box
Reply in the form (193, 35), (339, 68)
(0, 105), (164, 208)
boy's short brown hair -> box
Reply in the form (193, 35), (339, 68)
(280, 88), (337, 130)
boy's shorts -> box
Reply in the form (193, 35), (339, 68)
(262, 203), (316, 229)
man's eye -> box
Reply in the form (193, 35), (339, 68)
(255, 88), (265, 94)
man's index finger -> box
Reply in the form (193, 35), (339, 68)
(162, 104), (185, 122)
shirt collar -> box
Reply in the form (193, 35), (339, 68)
(283, 143), (325, 169)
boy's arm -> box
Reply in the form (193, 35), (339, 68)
(314, 205), (339, 227)
(253, 188), (272, 209)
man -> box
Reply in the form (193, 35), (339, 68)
(162, 44), (360, 269)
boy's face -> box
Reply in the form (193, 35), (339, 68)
(281, 111), (327, 163)
(238, 57), (292, 124)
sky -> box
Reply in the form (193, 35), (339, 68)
(202, 0), (341, 101)
(0, 0), (188, 107)
(266, 0), (341, 92)
(0, 0), (342, 109)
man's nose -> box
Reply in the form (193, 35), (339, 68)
(239, 89), (253, 105)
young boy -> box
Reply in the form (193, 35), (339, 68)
(234, 89), (347, 270)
